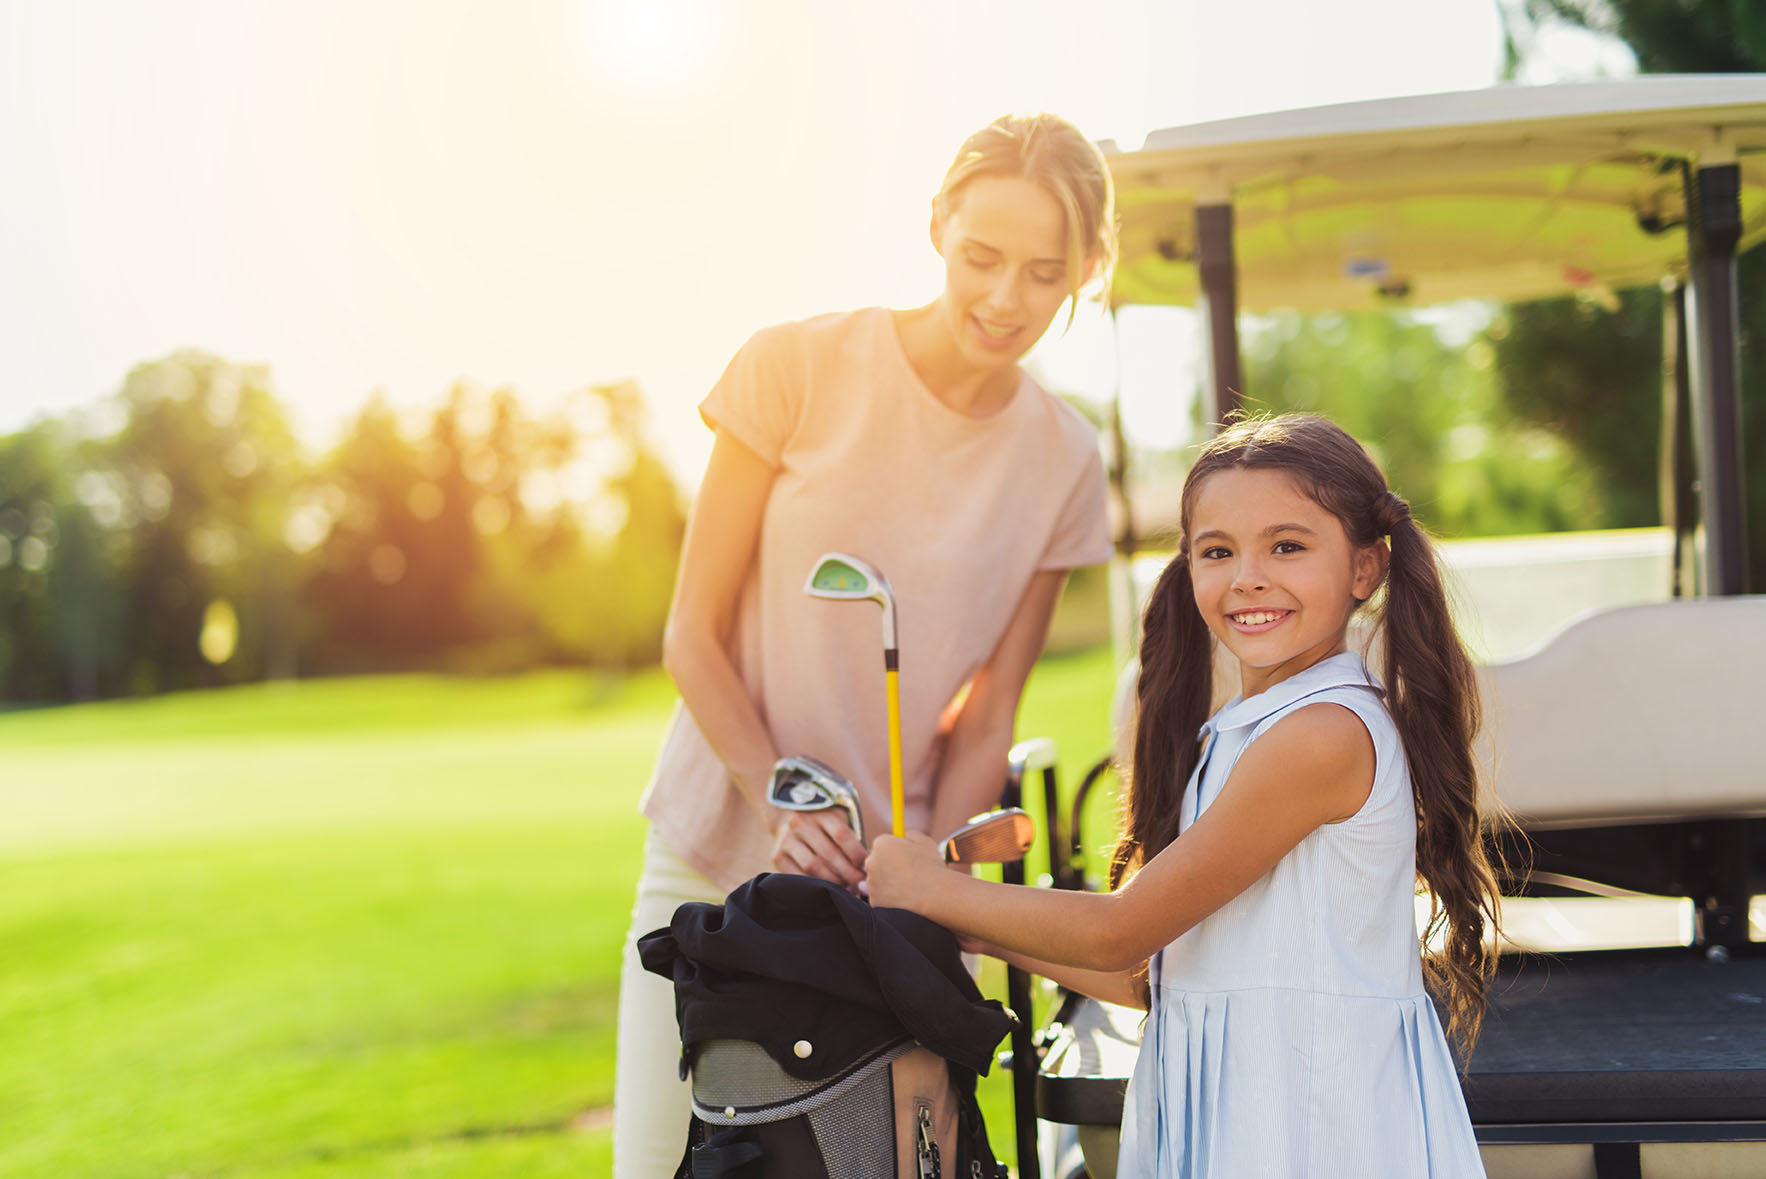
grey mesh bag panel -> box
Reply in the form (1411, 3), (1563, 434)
(807, 1068), (895, 1179)
(689, 1036), (913, 1125)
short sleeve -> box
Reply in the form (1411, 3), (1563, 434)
(1038, 444), (1113, 571)
(698, 323), (805, 466)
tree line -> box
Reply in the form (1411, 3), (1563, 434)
(0, 351), (684, 702)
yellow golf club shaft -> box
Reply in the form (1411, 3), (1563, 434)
(885, 663), (904, 837)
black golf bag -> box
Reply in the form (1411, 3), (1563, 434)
(639, 872), (1015, 1178)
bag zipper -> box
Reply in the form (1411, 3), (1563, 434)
(915, 1100), (941, 1179)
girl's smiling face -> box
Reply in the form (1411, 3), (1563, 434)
(1186, 466), (1386, 698)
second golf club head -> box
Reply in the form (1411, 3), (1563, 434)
(939, 807), (1036, 865)
(767, 754), (865, 843)
(1007, 736), (1059, 782)
(804, 552), (897, 649)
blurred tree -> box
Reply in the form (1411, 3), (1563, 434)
(490, 380), (686, 670)
(1499, 0), (1766, 588)
(0, 422), (123, 700)
(1483, 289), (1664, 529)
(304, 393), (438, 669)
(4, 363), (688, 699)
(1246, 311), (1601, 537)
(1513, 1), (1765, 73)
(107, 351), (307, 692)
(307, 379), (685, 673)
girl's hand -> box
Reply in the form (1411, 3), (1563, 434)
(956, 932), (1000, 957)
(865, 832), (944, 912)
(771, 809), (868, 893)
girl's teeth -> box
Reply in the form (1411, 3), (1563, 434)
(1236, 611), (1282, 625)
(978, 320), (1015, 338)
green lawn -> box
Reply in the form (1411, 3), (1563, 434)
(0, 649), (1120, 1178)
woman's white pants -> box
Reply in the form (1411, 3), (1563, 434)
(612, 831), (727, 1179)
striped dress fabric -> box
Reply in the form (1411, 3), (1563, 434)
(1117, 652), (1486, 1178)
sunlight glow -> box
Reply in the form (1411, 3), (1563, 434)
(577, 0), (714, 87)
(1, 0), (1526, 488)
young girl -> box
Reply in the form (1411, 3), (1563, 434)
(614, 113), (1116, 1178)
(868, 413), (1500, 1177)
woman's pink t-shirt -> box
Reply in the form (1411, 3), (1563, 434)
(641, 307), (1112, 890)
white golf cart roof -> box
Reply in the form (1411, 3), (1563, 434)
(1103, 74), (1766, 311)
(1096, 77), (1766, 833)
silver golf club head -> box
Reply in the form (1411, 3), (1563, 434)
(767, 754), (864, 843)
(804, 552), (897, 649)
(1007, 736), (1058, 784)
(939, 807), (1036, 865)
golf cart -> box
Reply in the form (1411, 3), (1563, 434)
(1012, 75), (1766, 1179)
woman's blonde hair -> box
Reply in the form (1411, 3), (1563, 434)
(935, 112), (1117, 319)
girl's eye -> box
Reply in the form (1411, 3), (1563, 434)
(965, 252), (999, 270)
(1031, 267), (1066, 285)
(1199, 546), (1230, 560)
(1273, 540), (1305, 554)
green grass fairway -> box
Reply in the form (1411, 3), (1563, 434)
(0, 649), (1119, 1178)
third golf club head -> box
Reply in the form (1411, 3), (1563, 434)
(767, 754), (864, 843)
(803, 552), (897, 650)
(939, 807), (1036, 865)
(804, 550), (906, 838)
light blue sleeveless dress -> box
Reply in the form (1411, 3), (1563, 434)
(1116, 651), (1486, 1177)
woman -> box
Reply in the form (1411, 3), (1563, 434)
(613, 111), (1118, 1177)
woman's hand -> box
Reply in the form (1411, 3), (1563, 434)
(771, 809), (868, 893)
(864, 832), (945, 913)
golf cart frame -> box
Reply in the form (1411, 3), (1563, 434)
(1006, 75), (1766, 1179)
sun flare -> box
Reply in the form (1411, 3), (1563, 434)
(579, 0), (714, 86)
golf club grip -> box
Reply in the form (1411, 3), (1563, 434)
(998, 801), (1038, 1179)
(884, 663), (904, 837)
(1041, 766), (1065, 891)
(1006, 961), (1038, 1179)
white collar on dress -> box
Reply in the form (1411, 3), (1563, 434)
(1200, 650), (1383, 741)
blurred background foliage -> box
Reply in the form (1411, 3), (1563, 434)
(0, 354), (685, 702)
(7, 0), (1764, 704)
(1497, 0), (1766, 589)
(1242, 310), (1607, 538)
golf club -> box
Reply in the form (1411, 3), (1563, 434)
(803, 552), (904, 837)
(1008, 736), (1068, 889)
(767, 754), (864, 843)
(939, 807), (1035, 865)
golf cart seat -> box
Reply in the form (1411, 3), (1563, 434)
(1462, 595), (1766, 1176)
(1108, 595), (1766, 921)
(1476, 595), (1766, 826)
(1476, 595), (1766, 945)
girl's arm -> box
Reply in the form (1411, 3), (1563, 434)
(970, 937), (1148, 1010)
(926, 568), (1069, 841)
(663, 427), (867, 886)
(868, 701), (1375, 971)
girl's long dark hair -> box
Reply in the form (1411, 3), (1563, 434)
(1110, 413), (1503, 1053)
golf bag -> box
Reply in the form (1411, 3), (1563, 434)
(639, 872), (1015, 1178)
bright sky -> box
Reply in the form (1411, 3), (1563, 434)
(0, 0), (1633, 485)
